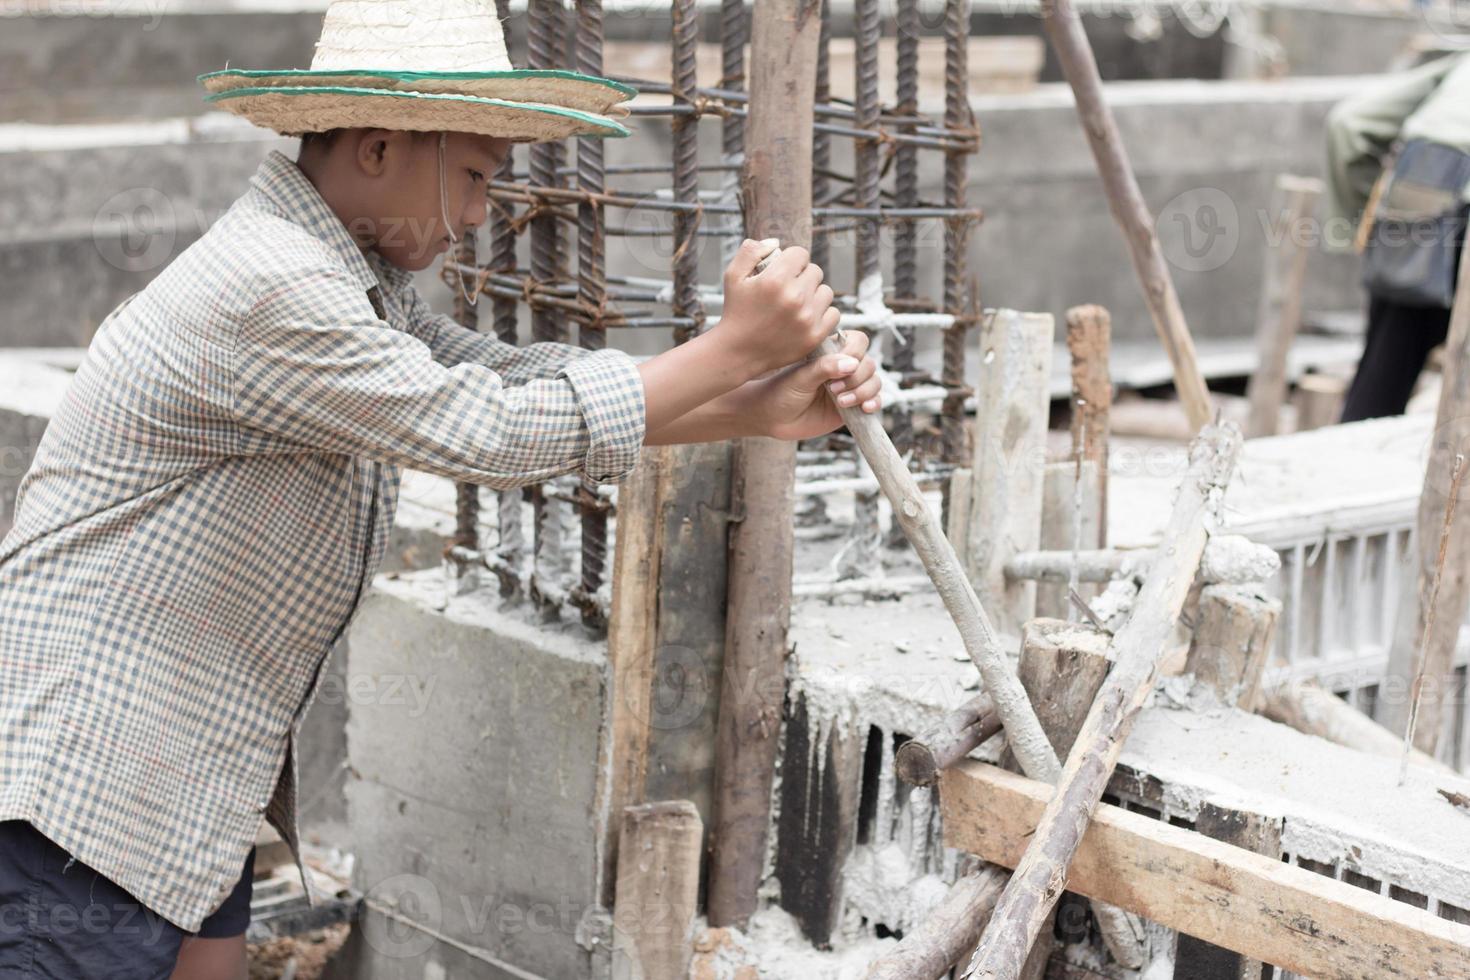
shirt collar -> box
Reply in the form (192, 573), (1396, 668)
(248, 149), (379, 294)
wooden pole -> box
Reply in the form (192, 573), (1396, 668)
(1257, 679), (1457, 777)
(707, 0), (820, 928)
(941, 761), (1470, 980)
(965, 309), (1053, 634)
(1381, 240), (1470, 753)
(1035, 460), (1101, 620)
(1184, 584), (1281, 709)
(1245, 175), (1323, 438)
(864, 866), (1008, 980)
(894, 693), (1001, 787)
(1038, 0), (1212, 431)
(1066, 304), (1111, 538)
(612, 800), (704, 980)
(961, 423), (1243, 979)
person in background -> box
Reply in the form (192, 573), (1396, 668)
(1326, 51), (1470, 422)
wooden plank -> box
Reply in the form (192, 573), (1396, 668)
(940, 760), (1470, 980)
(774, 692), (865, 947)
(612, 800), (704, 980)
(966, 309), (1052, 634)
(962, 423), (1242, 978)
(1245, 175), (1324, 438)
(1035, 460), (1102, 620)
(598, 445), (673, 906)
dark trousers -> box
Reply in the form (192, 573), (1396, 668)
(1340, 294), (1453, 423)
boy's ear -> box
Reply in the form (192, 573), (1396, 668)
(357, 129), (412, 177)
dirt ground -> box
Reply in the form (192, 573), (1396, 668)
(249, 925), (351, 980)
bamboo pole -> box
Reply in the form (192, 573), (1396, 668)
(961, 423), (1243, 979)
(707, 0), (820, 928)
(1038, 0), (1211, 431)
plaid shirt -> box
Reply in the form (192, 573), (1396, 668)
(0, 149), (645, 931)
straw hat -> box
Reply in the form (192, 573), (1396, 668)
(199, 0), (633, 142)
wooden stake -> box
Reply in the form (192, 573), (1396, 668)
(1382, 240), (1470, 753)
(1039, 0), (1212, 431)
(965, 309), (1053, 634)
(612, 800), (703, 980)
(707, 0), (820, 928)
(1291, 372), (1347, 432)
(894, 693), (1001, 787)
(1184, 584), (1281, 709)
(961, 423), (1242, 979)
(1245, 175), (1323, 438)
(1035, 460), (1102, 620)
(941, 761), (1470, 980)
(1065, 304), (1111, 537)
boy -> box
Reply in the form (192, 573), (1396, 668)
(0, 2), (881, 976)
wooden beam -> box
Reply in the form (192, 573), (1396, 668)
(1185, 585), (1280, 708)
(1245, 175), (1323, 438)
(965, 309), (1053, 634)
(612, 800), (704, 980)
(940, 760), (1470, 980)
(599, 446), (673, 906)
(1038, 0), (1211, 431)
(707, 0), (820, 928)
(962, 423), (1242, 978)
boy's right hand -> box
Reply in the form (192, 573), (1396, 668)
(719, 239), (839, 378)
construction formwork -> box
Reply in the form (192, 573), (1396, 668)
(438, 0), (981, 631)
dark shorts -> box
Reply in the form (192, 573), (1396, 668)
(0, 820), (254, 978)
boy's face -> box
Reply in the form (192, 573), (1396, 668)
(329, 129), (511, 273)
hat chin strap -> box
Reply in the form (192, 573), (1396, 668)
(439, 131), (479, 308)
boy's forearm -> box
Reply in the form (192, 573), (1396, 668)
(644, 381), (763, 445)
(636, 329), (756, 433)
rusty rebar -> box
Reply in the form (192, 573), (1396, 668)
(887, 0), (921, 547)
(940, 0), (972, 478)
(672, 0), (705, 346)
(811, 0), (831, 270)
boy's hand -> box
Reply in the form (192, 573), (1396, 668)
(753, 328), (882, 441)
(718, 239), (839, 378)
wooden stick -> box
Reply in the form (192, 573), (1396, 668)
(940, 760), (1470, 980)
(895, 694), (1001, 787)
(1035, 460), (1101, 620)
(817, 324), (1062, 784)
(1245, 175), (1323, 438)
(1038, 0), (1211, 431)
(1381, 238), (1470, 753)
(864, 866), (1008, 980)
(612, 800), (703, 980)
(1066, 304), (1111, 539)
(707, 0), (820, 929)
(961, 423), (1242, 979)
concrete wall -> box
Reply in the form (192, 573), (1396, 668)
(338, 571), (610, 980)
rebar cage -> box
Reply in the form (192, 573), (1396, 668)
(441, 0), (982, 632)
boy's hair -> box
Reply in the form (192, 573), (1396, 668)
(298, 128), (438, 157)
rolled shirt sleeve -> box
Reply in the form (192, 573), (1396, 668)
(231, 265), (646, 487)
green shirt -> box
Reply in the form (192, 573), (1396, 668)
(1324, 53), (1470, 252)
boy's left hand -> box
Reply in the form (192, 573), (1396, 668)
(755, 329), (883, 442)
